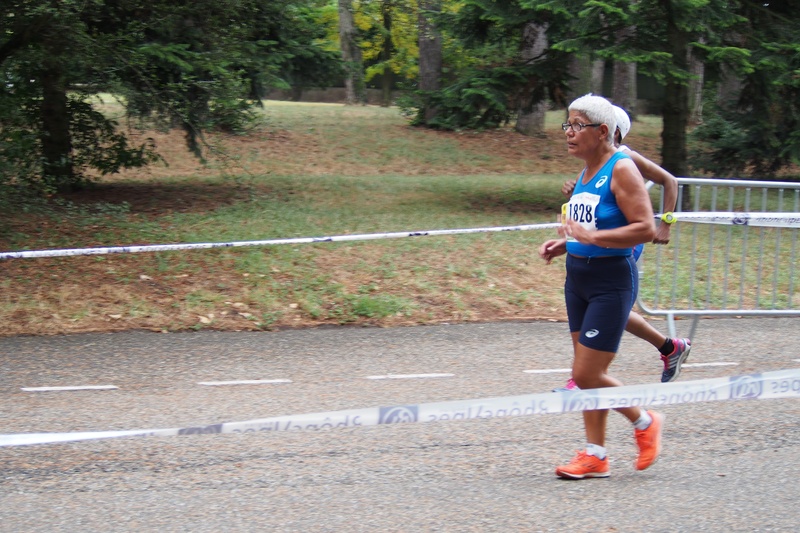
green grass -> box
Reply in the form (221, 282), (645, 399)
(2, 101), (798, 336)
(0, 169), (570, 333)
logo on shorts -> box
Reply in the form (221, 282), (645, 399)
(728, 374), (763, 399)
(379, 405), (419, 424)
(585, 329), (600, 338)
(595, 176), (608, 188)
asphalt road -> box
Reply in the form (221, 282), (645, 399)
(1, 318), (798, 532)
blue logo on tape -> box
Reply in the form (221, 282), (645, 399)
(732, 213), (750, 225)
(562, 390), (600, 412)
(728, 374), (763, 399)
(178, 423), (224, 435)
(379, 405), (419, 424)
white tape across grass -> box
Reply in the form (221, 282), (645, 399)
(3, 211), (798, 261)
(2, 368), (798, 448)
(0, 222), (561, 259)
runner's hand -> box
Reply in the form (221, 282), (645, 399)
(653, 223), (671, 245)
(562, 179), (577, 198)
(539, 238), (567, 264)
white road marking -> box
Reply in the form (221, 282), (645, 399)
(365, 373), (454, 380)
(198, 379), (292, 386)
(21, 385), (118, 392)
(682, 362), (739, 368)
(12, 362), (757, 393)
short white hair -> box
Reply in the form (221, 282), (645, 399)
(568, 94), (616, 146)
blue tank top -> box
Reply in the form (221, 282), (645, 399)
(565, 151), (633, 258)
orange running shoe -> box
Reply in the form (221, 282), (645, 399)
(555, 450), (610, 479)
(634, 410), (664, 471)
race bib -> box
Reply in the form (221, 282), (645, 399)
(566, 191), (600, 232)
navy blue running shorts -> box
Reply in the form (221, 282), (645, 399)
(564, 254), (638, 353)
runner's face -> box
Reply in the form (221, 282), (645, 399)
(565, 111), (604, 159)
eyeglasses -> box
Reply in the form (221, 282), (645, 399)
(561, 122), (602, 132)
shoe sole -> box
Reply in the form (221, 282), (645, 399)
(635, 412), (664, 471)
(556, 470), (610, 479)
(663, 342), (692, 383)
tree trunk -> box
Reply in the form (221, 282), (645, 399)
(612, 26), (637, 116)
(662, 86), (689, 175)
(40, 61), (75, 192)
(662, 7), (690, 192)
(612, 60), (637, 116)
(417, 0), (443, 123)
(716, 30), (743, 112)
(380, 3), (394, 107)
(567, 55), (593, 102)
(515, 21), (548, 137)
(717, 64), (742, 111)
(247, 70), (266, 106)
(688, 38), (705, 124)
(338, 0), (366, 105)
(591, 59), (605, 94)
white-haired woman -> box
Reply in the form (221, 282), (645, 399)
(556, 105), (691, 389)
(539, 94), (663, 479)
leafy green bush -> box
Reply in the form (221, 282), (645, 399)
(0, 84), (163, 200)
(400, 66), (528, 130)
(691, 39), (800, 179)
(690, 103), (798, 179)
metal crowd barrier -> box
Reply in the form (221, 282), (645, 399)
(637, 178), (800, 340)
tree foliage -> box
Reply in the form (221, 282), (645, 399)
(0, 0), (341, 197)
(2, 0), (798, 200)
(405, 0), (799, 176)
(690, 0), (800, 177)
(1, 0), (164, 194)
(530, 0), (747, 176)
(321, 0), (423, 105)
(358, 0), (420, 84)
(401, 0), (571, 130)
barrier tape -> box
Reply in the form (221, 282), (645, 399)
(2, 368), (798, 447)
(3, 212), (799, 261)
(658, 211), (800, 228)
(0, 222), (561, 260)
